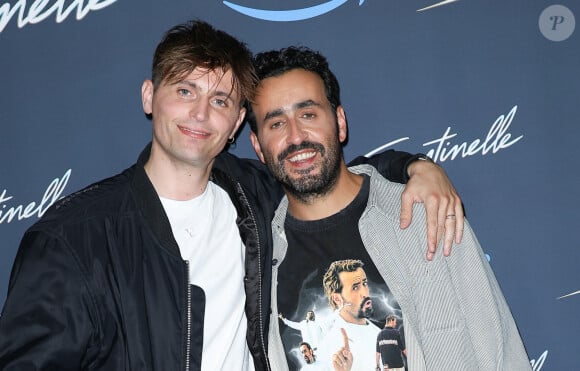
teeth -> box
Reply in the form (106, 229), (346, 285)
(182, 127), (208, 136)
(288, 152), (316, 162)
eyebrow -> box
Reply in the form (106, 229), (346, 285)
(262, 99), (322, 122)
(351, 277), (367, 288)
(179, 80), (236, 104)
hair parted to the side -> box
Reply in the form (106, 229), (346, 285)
(322, 259), (364, 310)
(151, 20), (257, 106)
(246, 46), (341, 132)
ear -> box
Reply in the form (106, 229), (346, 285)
(331, 293), (343, 308)
(250, 131), (266, 164)
(230, 106), (247, 139)
(336, 105), (348, 144)
(141, 80), (154, 115)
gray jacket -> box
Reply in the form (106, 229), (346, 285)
(267, 165), (531, 371)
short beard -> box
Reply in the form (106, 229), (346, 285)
(264, 138), (342, 204)
(357, 297), (374, 319)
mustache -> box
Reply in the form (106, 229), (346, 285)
(277, 141), (325, 162)
(359, 296), (372, 310)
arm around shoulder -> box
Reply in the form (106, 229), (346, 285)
(349, 149), (414, 184)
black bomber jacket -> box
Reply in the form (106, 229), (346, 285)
(0, 144), (412, 370)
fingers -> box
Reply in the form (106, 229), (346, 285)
(442, 211), (455, 257)
(399, 190), (414, 230)
(340, 327), (349, 351)
(442, 192), (464, 257)
(454, 196), (464, 245)
(332, 350), (352, 370)
(425, 196), (442, 261)
(332, 329), (353, 370)
(401, 159), (465, 259)
(428, 191), (467, 260)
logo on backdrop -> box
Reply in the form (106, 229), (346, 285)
(0, 0), (118, 33)
(0, 169), (71, 224)
(222, 0), (460, 21)
(530, 350), (548, 371)
(365, 105), (523, 163)
(538, 5), (575, 42)
(557, 289), (580, 300)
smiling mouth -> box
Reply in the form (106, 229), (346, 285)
(179, 126), (210, 138)
(287, 151), (316, 163)
(277, 141), (325, 163)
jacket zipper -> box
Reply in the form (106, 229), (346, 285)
(185, 260), (192, 371)
(238, 188), (271, 371)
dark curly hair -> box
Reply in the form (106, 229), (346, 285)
(247, 46), (341, 132)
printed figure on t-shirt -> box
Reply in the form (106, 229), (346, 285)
(376, 314), (406, 371)
(279, 310), (323, 350)
(272, 191), (403, 371)
(316, 259), (382, 370)
(298, 341), (327, 370)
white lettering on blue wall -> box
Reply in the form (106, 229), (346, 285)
(0, 169), (71, 224)
(366, 105), (524, 163)
(0, 0), (118, 33)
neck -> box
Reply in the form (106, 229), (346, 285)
(340, 311), (367, 325)
(287, 163), (363, 221)
(145, 147), (213, 201)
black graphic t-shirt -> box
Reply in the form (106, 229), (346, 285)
(277, 176), (404, 370)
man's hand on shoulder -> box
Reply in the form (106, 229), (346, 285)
(401, 157), (464, 260)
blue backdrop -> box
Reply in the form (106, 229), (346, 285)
(1, 1), (578, 369)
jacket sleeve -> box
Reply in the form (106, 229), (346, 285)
(348, 150), (420, 184)
(0, 230), (97, 370)
(447, 222), (532, 370)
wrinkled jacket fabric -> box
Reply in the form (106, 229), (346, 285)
(267, 165), (532, 371)
(0, 145), (278, 371)
(0, 145), (413, 370)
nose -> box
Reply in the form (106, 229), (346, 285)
(286, 119), (308, 145)
(361, 285), (369, 297)
(189, 99), (209, 122)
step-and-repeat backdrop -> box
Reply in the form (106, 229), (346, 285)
(1, 1), (578, 369)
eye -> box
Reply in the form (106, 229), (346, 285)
(270, 121), (284, 129)
(213, 98), (228, 107)
(177, 88), (191, 96)
(301, 112), (316, 120)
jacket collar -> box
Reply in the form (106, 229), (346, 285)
(130, 143), (181, 257)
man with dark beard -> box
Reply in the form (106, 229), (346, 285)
(247, 46), (531, 371)
(299, 342), (325, 370)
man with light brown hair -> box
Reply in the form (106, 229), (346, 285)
(0, 21), (464, 371)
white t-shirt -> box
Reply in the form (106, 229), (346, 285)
(317, 316), (380, 371)
(160, 181), (255, 371)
